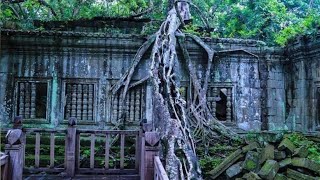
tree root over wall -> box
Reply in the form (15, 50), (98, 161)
(111, 2), (240, 179)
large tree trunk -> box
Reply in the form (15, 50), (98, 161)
(149, 4), (202, 179)
(112, 1), (239, 179)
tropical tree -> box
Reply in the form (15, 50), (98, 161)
(1, 0), (320, 178)
(111, 1), (239, 179)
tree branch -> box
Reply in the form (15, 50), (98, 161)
(37, 0), (57, 17)
(128, 7), (153, 18)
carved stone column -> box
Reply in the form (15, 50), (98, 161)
(226, 87), (232, 122)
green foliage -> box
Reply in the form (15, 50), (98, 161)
(197, 140), (242, 178)
(193, 0), (320, 45)
(275, 12), (320, 46)
(199, 156), (223, 175)
(182, 24), (201, 36)
(286, 133), (320, 163)
(0, 0), (319, 45)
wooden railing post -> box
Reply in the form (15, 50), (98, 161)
(4, 116), (24, 180)
(66, 117), (77, 177)
(142, 123), (160, 180)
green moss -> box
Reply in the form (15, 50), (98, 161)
(197, 139), (242, 179)
(286, 133), (320, 163)
(199, 156), (223, 177)
(245, 160), (257, 170)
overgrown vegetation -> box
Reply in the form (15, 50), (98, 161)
(1, 0), (320, 45)
(197, 138), (243, 179)
(197, 132), (320, 179)
(1, 0), (320, 179)
(286, 132), (320, 163)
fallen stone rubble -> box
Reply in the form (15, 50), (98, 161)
(208, 133), (320, 180)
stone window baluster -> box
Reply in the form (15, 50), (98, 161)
(207, 87), (213, 112)
(141, 86), (146, 120)
(76, 84), (82, 120)
(125, 94), (130, 121)
(88, 85), (94, 121)
(65, 84), (72, 119)
(212, 87), (217, 118)
(71, 84), (77, 118)
(129, 90), (135, 122)
(226, 87), (232, 122)
(19, 83), (25, 117)
(135, 87), (141, 122)
(24, 83), (30, 119)
(82, 84), (88, 121)
(30, 83), (36, 118)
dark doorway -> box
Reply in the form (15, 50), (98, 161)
(216, 89), (227, 121)
(35, 83), (47, 119)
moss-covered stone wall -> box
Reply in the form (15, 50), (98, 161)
(1, 29), (319, 132)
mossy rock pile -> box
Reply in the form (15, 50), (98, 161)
(207, 132), (320, 180)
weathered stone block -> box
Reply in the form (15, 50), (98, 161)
(259, 144), (274, 164)
(257, 132), (283, 143)
(274, 173), (287, 180)
(278, 138), (296, 153)
(258, 160), (279, 180)
(279, 158), (291, 168)
(226, 161), (243, 178)
(287, 168), (319, 180)
(274, 150), (286, 160)
(209, 149), (243, 179)
(242, 142), (259, 153)
(242, 172), (262, 180)
(243, 151), (260, 172)
(293, 146), (308, 158)
(291, 158), (320, 174)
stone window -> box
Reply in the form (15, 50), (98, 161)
(63, 79), (98, 122)
(179, 82), (234, 122)
(109, 82), (146, 124)
(15, 80), (49, 120)
(207, 86), (233, 122)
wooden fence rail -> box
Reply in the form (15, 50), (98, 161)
(154, 156), (169, 180)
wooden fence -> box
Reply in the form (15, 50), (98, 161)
(23, 128), (66, 174)
(2, 123), (169, 179)
(75, 129), (141, 174)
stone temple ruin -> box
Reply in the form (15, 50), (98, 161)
(1, 19), (320, 133)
